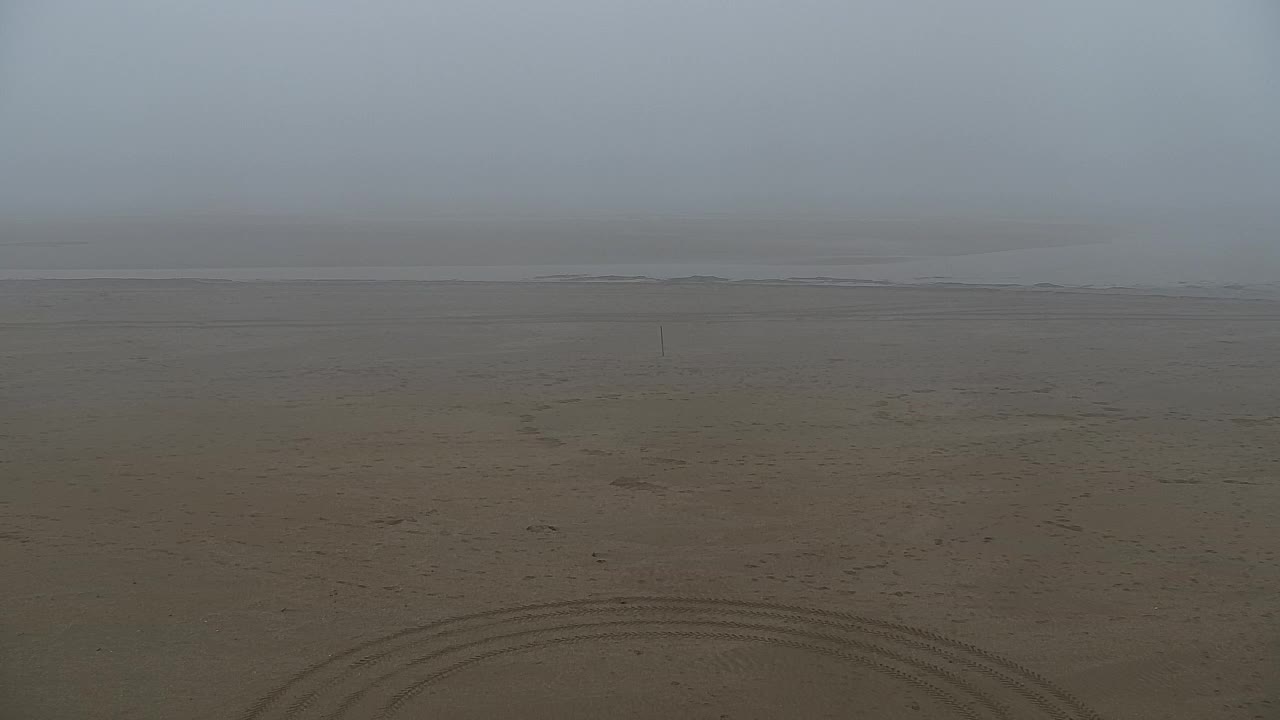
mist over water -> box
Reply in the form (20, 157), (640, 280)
(3, 215), (1278, 294)
(5, 235), (1279, 298)
(2, 2), (1278, 289)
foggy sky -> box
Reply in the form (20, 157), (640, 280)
(2, 1), (1278, 220)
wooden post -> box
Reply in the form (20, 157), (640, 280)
(659, 325), (665, 357)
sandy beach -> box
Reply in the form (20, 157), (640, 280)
(3, 280), (1278, 719)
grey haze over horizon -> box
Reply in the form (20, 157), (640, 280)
(1, 1), (1279, 273)
(4, 1), (1279, 217)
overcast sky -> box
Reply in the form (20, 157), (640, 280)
(2, 0), (1278, 220)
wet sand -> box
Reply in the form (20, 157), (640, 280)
(2, 281), (1278, 719)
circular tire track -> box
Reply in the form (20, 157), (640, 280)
(238, 597), (1103, 720)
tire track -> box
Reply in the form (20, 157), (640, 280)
(237, 596), (1104, 720)
(378, 631), (986, 720)
(317, 609), (1067, 720)
(322, 620), (1010, 720)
